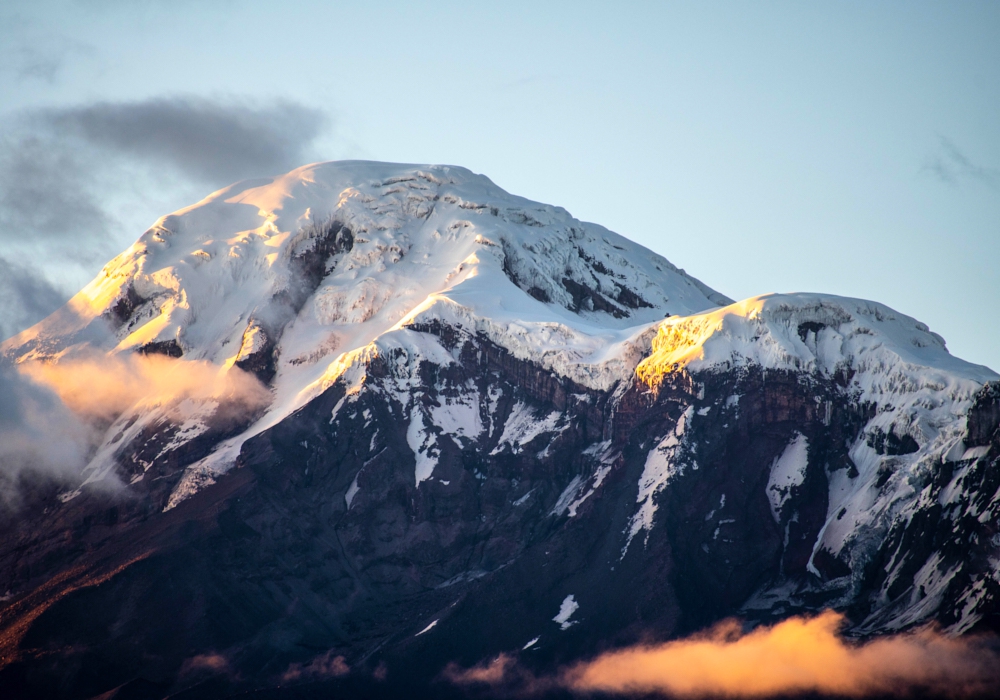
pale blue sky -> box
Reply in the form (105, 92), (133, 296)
(2, 1), (998, 370)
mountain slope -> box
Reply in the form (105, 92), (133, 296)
(3, 160), (729, 511)
(0, 161), (997, 700)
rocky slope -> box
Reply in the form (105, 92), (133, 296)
(0, 162), (997, 699)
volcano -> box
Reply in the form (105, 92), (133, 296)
(1, 161), (998, 699)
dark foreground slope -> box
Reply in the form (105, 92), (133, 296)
(1, 319), (998, 699)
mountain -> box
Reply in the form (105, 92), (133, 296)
(0, 161), (998, 699)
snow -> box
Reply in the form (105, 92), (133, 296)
(522, 636), (540, 649)
(512, 488), (535, 506)
(491, 403), (563, 456)
(408, 410), (440, 486)
(5, 160), (997, 638)
(415, 619), (438, 636)
(550, 475), (584, 516)
(345, 472), (360, 509)
(624, 405), (694, 553)
(553, 595), (579, 630)
(766, 433), (809, 521)
(636, 292), (999, 629)
(2, 161), (727, 508)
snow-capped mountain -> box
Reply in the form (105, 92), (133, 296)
(4, 161), (728, 509)
(1, 162), (997, 699)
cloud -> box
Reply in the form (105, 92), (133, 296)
(281, 650), (350, 682)
(446, 611), (1000, 699)
(20, 351), (271, 424)
(0, 257), (70, 341)
(0, 132), (112, 242)
(924, 136), (1000, 188)
(443, 654), (517, 686)
(180, 652), (231, 678)
(0, 95), (331, 339)
(0, 12), (96, 84)
(561, 612), (1000, 698)
(0, 358), (91, 506)
(44, 97), (329, 185)
(0, 350), (269, 507)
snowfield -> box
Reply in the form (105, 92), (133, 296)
(1, 161), (729, 507)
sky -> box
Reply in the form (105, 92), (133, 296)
(1, 0), (998, 370)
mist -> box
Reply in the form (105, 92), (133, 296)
(1, 350), (270, 507)
(446, 611), (1000, 699)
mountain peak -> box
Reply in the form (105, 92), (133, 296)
(3, 160), (729, 506)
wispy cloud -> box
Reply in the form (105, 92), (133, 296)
(0, 357), (91, 507)
(0, 349), (269, 507)
(282, 650), (350, 682)
(0, 258), (68, 341)
(0, 13), (96, 84)
(44, 97), (329, 185)
(924, 136), (1000, 188)
(21, 351), (271, 424)
(0, 96), (331, 340)
(445, 611), (1000, 698)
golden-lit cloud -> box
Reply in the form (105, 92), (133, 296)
(20, 351), (270, 423)
(446, 612), (1000, 699)
(0, 351), (269, 504)
(564, 611), (1000, 698)
(443, 654), (517, 686)
(282, 650), (350, 682)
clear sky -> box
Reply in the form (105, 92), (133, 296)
(1, 1), (998, 370)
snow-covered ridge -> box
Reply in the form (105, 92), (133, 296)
(2, 160), (728, 505)
(637, 292), (996, 406)
(634, 293), (999, 631)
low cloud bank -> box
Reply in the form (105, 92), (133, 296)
(0, 358), (90, 504)
(282, 650), (350, 682)
(1, 351), (269, 506)
(446, 611), (1000, 698)
(20, 351), (270, 424)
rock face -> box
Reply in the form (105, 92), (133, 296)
(0, 162), (998, 699)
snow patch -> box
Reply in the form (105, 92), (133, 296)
(553, 595), (579, 630)
(624, 406), (694, 553)
(415, 620), (438, 636)
(766, 433), (809, 521)
(491, 403), (563, 455)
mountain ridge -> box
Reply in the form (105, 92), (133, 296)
(1, 160), (998, 699)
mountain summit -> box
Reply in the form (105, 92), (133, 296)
(1, 162), (998, 699)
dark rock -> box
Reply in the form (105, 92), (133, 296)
(967, 381), (1000, 447)
(136, 339), (183, 358)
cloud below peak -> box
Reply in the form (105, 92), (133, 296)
(446, 611), (1000, 699)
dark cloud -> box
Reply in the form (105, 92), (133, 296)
(0, 133), (111, 241)
(0, 95), (331, 339)
(0, 96), (329, 244)
(46, 97), (329, 185)
(924, 136), (999, 188)
(0, 257), (69, 341)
